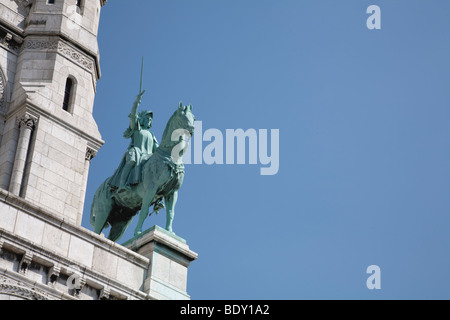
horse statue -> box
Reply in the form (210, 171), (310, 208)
(90, 102), (195, 242)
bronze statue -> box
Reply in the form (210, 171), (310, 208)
(90, 97), (195, 242)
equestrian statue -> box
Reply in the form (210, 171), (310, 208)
(90, 88), (195, 242)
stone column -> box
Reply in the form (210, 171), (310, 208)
(77, 147), (97, 225)
(9, 116), (35, 196)
(0, 121), (21, 190)
(123, 226), (198, 300)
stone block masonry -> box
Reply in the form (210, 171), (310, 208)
(0, 188), (197, 300)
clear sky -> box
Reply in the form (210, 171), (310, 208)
(81, 0), (450, 300)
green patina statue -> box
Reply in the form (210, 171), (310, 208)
(108, 90), (159, 192)
(90, 91), (195, 242)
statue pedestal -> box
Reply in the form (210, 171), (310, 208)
(122, 226), (198, 300)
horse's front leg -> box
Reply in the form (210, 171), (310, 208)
(165, 191), (178, 233)
(134, 188), (157, 236)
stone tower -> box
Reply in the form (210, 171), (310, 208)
(0, 0), (105, 226)
(0, 0), (197, 300)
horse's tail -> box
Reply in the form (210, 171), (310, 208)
(90, 193), (98, 227)
(90, 177), (113, 229)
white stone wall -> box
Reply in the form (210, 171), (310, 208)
(0, 189), (197, 300)
(2, 28), (103, 226)
(0, 0), (27, 30)
(22, 116), (87, 224)
(0, 116), (19, 190)
(0, 190), (149, 300)
(25, 0), (102, 56)
(0, 41), (17, 114)
(0, 42), (19, 190)
(3, 35), (103, 223)
(10, 36), (102, 142)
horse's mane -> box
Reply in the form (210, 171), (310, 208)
(160, 110), (179, 144)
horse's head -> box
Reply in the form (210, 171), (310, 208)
(160, 102), (196, 156)
(173, 102), (195, 136)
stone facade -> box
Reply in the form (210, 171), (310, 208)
(0, 188), (197, 300)
(0, 0), (104, 225)
(0, 0), (198, 300)
(0, 188), (149, 300)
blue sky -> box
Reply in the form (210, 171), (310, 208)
(81, 0), (450, 299)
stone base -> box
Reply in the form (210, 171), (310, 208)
(123, 226), (198, 300)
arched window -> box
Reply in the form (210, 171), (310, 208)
(76, 0), (84, 14)
(62, 77), (74, 112)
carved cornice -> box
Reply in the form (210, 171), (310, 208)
(58, 41), (95, 71)
(23, 39), (57, 50)
(22, 38), (95, 73)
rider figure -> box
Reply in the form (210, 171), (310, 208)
(109, 91), (159, 192)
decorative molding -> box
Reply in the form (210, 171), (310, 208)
(28, 19), (47, 27)
(18, 251), (33, 274)
(23, 39), (58, 51)
(85, 147), (98, 161)
(57, 41), (94, 71)
(22, 39), (95, 72)
(99, 286), (110, 300)
(47, 265), (61, 287)
(17, 113), (38, 131)
(0, 30), (22, 53)
(18, 116), (35, 131)
(0, 275), (49, 300)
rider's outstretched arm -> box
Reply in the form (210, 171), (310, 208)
(124, 91), (145, 137)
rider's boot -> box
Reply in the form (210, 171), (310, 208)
(118, 162), (134, 192)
